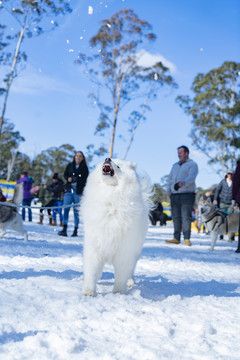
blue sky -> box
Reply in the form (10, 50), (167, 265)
(2, 0), (240, 188)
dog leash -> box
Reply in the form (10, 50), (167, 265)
(0, 201), (80, 210)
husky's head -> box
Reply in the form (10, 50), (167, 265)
(198, 196), (214, 216)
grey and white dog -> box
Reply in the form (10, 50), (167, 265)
(198, 196), (239, 251)
(0, 183), (28, 241)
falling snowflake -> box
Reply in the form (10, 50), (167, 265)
(69, 49), (74, 53)
(107, 23), (111, 28)
(154, 73), (158, 81)
(200, 48), (204, 51)
(80, 36), (83, 40)
(51, 20), (54, 25)
(88, 6), (93, 15)
(66, 39), (70, 44)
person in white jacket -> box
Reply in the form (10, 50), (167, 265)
(166, 145), (198, 246)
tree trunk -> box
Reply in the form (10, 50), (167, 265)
(7, 151), (17, 182)
(0, 16), (27, 137)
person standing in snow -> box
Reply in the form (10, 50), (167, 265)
(232, 158), (240, 253)
(17, 171), (34, 222)
(36, 184), (54, 225)
(58, 151), (89, 237)
(213, 170), (234, 241)
(0, 188), (7, 202)
(213, 170), (234, 214)
(46, 173), (64, 227)
(165, 145), (198, 246)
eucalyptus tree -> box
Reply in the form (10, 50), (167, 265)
(0, 120), (26, 181)
(0, 0), (72, 135)
(176, 61), (240, 174)
(32, 144), (76, 184)
(76, 9), (177, 158)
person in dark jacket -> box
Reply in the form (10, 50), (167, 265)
(213, 170), (234, 241)
(0, 188), (7, 202)
(213, 170), (234, 213)
(58, 151), (89, 237)
(17, 171), (34, 222)
(47, 173), (64, 226)
(37, 184), (54, 225)
(232, 159), (240, 253)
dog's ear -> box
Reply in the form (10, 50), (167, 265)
(130, 162), (137, 170)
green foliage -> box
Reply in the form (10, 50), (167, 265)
(0, 120), (26, 179)
(13, 153), (32, 180)
(152, 183), (169, 203)
(0, 121), (89, 183)
(176, 61), (240, 174)
(32, 144), (76, 185)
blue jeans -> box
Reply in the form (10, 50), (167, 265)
(63, 190), (81, 228)
(22, 198), (32, 222)
(170, 193), (195, 240)
(53, 200), (63, 222)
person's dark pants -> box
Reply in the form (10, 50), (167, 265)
(40, 200), (54, 217)
(53, 200), (63, 222)
(170, 193), (195, 241)
(22, 198), (32, 221)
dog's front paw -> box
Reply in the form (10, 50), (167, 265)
(127, 278), (135, 288)
(82, 287), (96, 297)
(113, 284), (127, 294)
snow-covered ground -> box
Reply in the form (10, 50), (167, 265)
(1, 209), (240, 360)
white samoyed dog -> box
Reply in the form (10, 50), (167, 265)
(81, 157), (151, 296)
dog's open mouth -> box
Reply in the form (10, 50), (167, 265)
(102, 160), (114, 176)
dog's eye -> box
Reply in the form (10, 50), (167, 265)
(117, 165), (120, 169)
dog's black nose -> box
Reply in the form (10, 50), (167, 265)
(104, 158), (112, 163)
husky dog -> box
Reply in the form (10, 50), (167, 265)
(81, 158), (151, 296)
(0, 183), (28, 241)
(198, 196), (239, 250)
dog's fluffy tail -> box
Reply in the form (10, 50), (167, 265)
(13, 183), (24, 205)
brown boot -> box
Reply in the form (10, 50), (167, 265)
(38, 214), (43, 225)
(50, 220), (57, 226)
(48, 216), (52, 225)
(60, 221), (63, 227)
(165, 239), (180, 244)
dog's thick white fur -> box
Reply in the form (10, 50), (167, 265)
(198, 196), (239, 251)
(0, 183), (28, 241)
(81, 158), (151, 296)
